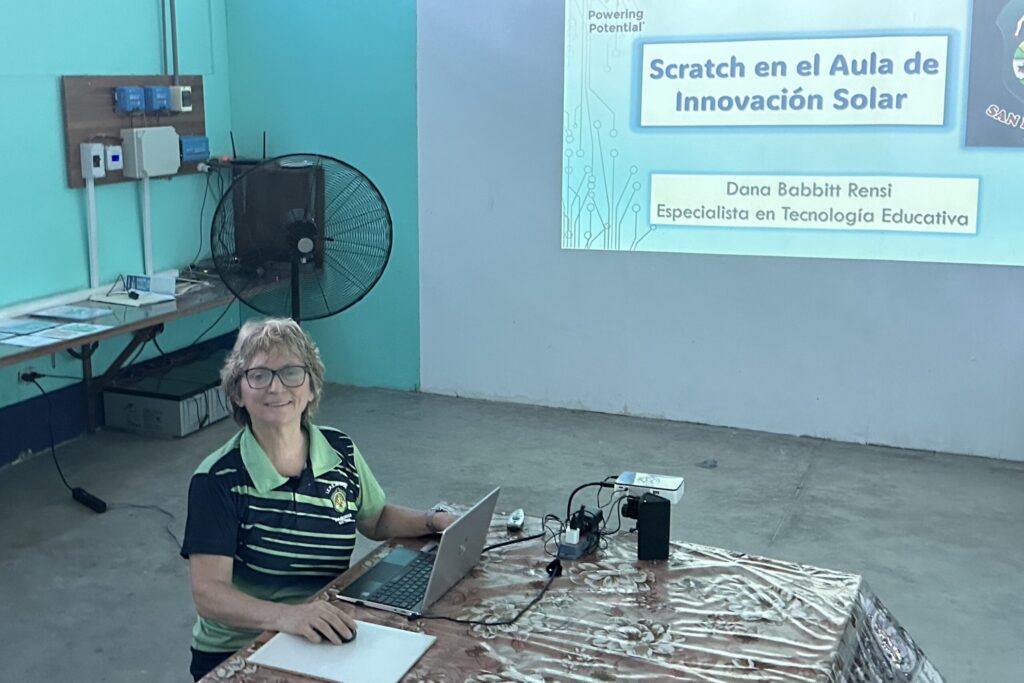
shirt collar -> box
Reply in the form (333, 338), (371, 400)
(240, 427), (287, 492)
(240, 425), (341, 492)
(308, 424), (342, 477)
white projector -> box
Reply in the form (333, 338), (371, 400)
(614, 471), (684, 504)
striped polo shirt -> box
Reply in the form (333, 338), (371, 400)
(181, 424), (385, 653)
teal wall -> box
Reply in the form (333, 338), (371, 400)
(224, 0), (420, 390)
(0, 0), (418, 420)
(0, 0), (239, 410)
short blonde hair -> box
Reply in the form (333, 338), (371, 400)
(220, 318), (326, 427)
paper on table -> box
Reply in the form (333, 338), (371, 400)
(1, 333), (59, 348)
(0, 319), (58, 335)
(248, 620), (435, 683)
(32, 305), (112, 321)
(37, 323), (112, 340)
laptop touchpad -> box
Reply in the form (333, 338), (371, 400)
(374, 552), (417, 581)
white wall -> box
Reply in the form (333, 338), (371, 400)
(417, 0), (1024, 461)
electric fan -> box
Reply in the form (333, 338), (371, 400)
(210, 154), (392, 321)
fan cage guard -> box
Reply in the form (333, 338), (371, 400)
(210, 153), (393, 321)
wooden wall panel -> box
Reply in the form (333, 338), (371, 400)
(61, 75), (206, 188)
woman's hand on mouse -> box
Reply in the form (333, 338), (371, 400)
(276, 600), (357, 645)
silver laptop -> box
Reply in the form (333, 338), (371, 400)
(337, 487), (500, 615)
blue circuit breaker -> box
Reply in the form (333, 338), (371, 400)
(144, 86), (171, 113)
(179, 135), (210, 162)
(113, 86), (145, 114)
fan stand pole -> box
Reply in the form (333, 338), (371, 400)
(290, 256), (301, 322)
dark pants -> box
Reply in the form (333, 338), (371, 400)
(190, 648), (233, 681)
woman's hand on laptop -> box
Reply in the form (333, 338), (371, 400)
(276, 600), (357, 645)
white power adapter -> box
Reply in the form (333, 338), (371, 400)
(80, 142), (105, 179)
(563, 527), (580, 544)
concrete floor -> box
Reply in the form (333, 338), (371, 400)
(0, 385), (1022, 682)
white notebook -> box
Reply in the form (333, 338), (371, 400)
(248, 620), (435, 683)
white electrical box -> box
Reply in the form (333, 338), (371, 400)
(104, 144), (124, 171)
(80, 142), (105, 179)
(120, 126), (181, 178)
(169, 85), (193, 112)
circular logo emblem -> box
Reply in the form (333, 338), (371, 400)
(1014, 42), (1024, 85)
(330, 489), (347, 513)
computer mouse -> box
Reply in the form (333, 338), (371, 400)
(507, 508), (525, 531)
(334, 621), (356, 643)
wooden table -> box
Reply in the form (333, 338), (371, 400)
(200, 513), (944, 682)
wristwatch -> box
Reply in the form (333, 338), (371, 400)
(425, 504), (452, 534)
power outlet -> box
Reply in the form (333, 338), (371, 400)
(17, 368), (40, 384)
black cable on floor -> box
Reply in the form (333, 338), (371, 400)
(107, 502), (182, 547)
(24, 376), (186, 544)
(28, 379), (73, 492)
(27, 378), (106, 513)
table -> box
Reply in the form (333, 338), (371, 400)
(0, 277), (235, 430)
(200, 514), (944, 682)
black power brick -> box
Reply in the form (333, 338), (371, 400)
(73, 487), (108, 514)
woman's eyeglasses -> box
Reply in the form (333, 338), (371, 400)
(243, 365), (309, 390)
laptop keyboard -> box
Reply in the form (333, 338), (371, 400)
(367, 553), (434, 610)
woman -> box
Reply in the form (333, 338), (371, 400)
(181, 318), (456, 681)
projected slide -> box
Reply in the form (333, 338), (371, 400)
(562, 0), (1024, 266)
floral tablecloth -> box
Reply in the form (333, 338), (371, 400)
(203, 515), (943, 682)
